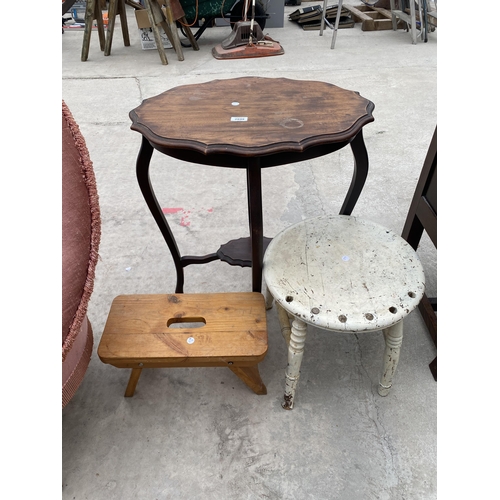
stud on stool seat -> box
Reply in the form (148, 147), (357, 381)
(98, 292), (268, 397)
(263, 215), (425, 409)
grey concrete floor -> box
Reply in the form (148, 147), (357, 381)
(62, 3), (437, 498)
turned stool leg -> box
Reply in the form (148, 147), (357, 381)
(283, 318), (307, 409)
(124, 367), (143, 397)
(378, 321), (404, 396)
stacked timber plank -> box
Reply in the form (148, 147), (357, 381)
(288, 4), (354, 31)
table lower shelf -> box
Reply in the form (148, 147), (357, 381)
(217, 236), (273, 267)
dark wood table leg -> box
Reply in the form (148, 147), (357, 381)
(339, 129), (369, 215)
(135, 137), (185, 293)
(247, 160), (264, 293)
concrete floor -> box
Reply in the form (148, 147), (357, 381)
(62, 2), (437, 498)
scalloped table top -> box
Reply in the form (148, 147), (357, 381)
(130, 77), (375, 157)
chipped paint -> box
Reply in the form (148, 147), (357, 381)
(263, 215), (425, 408)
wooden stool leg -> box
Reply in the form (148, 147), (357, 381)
(228, 365), (267, 395)
(94, 0), (106, 51)
(282, 317), (307, 410)
(119, 0), (131, 46)
(105, 0), (130, 56)
(144, 0), (168, 65)
(163, 0), (184, 61)
(160, 20), (183, 61)
(179, 16), (199, 51)
(124, 367), (143, 397)
(378, 321), (404, 396)
(104, 0), (118, 56)
(81, 0), (95, 61)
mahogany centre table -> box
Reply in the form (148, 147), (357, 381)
(129, 77), (374, 293)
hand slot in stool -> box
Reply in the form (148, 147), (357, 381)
(167, 317), (206, 329)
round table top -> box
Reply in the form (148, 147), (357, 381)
(263, 215), (425, 333)
(129, 77), (374, 157)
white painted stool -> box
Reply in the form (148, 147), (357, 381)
(263, 215), (425, 409)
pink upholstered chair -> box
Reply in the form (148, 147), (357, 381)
(62, 100), (101, 408)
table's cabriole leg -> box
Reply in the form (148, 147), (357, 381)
(340, 129), (369, 215)
(378, 320), (404, 396)
(283, 318), (308, 410)
(135, 137), (185, 293)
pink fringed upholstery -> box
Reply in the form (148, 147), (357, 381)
(62, 100), (101, 408)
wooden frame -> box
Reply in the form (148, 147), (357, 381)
(402, 126), (437, 380)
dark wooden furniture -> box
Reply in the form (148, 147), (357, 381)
(62, 0), (78, 15)
(129, 77), (375, 293)
(401, 126), (437, 380)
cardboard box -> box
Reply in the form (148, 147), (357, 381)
(135, 8), (172, 50)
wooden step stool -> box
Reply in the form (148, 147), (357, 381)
(98, 292), (268, 397)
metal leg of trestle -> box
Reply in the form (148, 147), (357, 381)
(318, 0), (344, 49)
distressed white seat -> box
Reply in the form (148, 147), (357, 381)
(263, 215), (425, 409)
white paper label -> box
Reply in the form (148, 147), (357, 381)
(231, 117), (248, 122)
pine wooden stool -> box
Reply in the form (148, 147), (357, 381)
(263, 215), (425, 410)
(98, 292), (268, 397)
